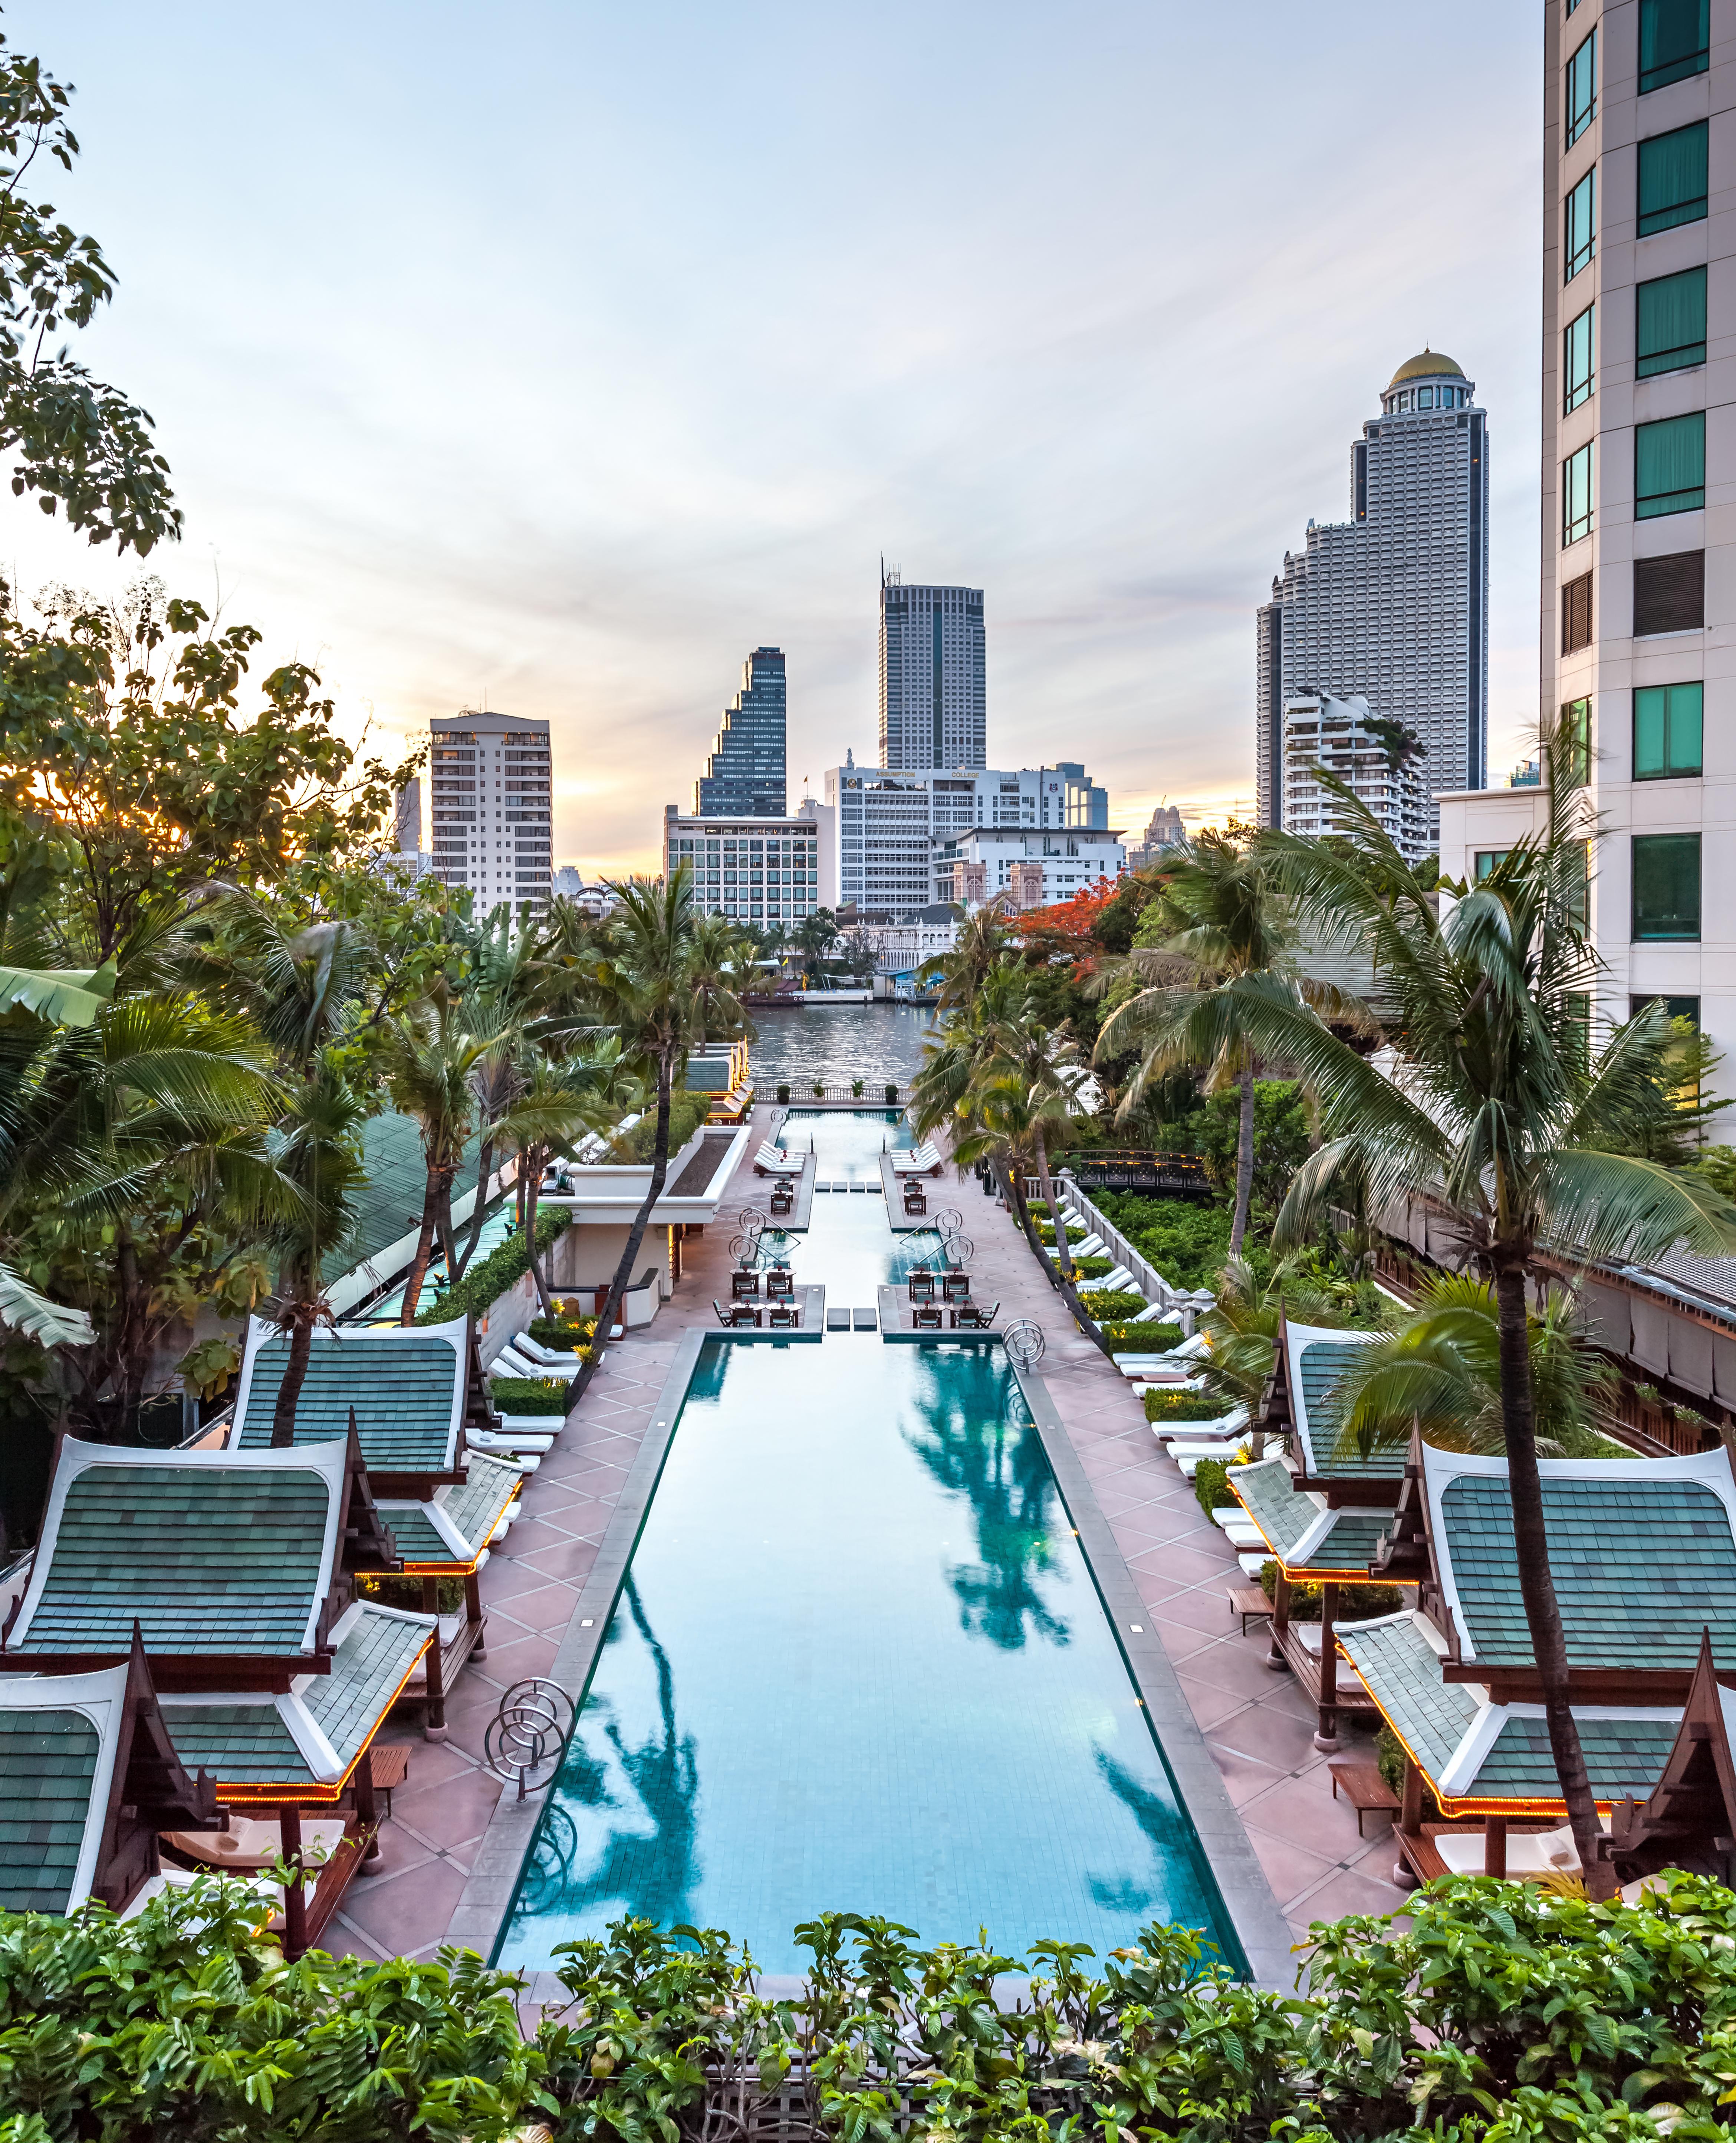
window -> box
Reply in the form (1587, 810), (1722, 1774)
(1561, 698), (1592, 785)
(1640, 0), (1709, 92)
(1562, 304), (1595, 413)
(1475, 851), (1509, 882)
(1562, 570), (1594, 652)
(1635, 411), (1704, 517)
(1633, 680), (1703, 777)
(1638, 122), (1707, 235)
(1566, 27), (1597, 145)
(1634, 549), (1704, 633)
(1637, 267), (1707, 378)
(1564, 168), (1595, 280)
(1562, 994), (1591, 1073)
(1631, 992), (1701, 1024)
(1633, 831), (1702, 939)
(1563, 440), (1594, 544)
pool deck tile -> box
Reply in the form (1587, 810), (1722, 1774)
(402, 1102), (1399, 1985)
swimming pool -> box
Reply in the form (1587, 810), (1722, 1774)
(492, 1114), (1241, 1976)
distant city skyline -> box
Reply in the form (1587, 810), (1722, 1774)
(2, 2), (1543, 877)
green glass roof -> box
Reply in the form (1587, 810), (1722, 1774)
(303, 1607), (431, 1773)
(0, 1709), (100, 1913)
(237, 1334), (460, 1471)
(1294, 1335), (1405, 1479)
(22, 1462), (332, 1655)
(1441, 1473), (1736, 1668)
(160, 1701), (313, 1788)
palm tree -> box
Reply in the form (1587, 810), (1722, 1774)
(1226, 744), (1736, 1893)
(1093, 833), (1344, 1256)
(1193, 1253), (1372, 1432)
(786, 908), (838, 988)
(688, 910), (752, 1048)
(919, 899), (1012, 1012)
(381, 985), (512, 1323)
(485, 1044), (640, 1315)
(952, 975), (1088, 1276)
(563, 865), (716, 1403)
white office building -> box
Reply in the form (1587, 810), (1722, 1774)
(1257, 351), (1490, 842)
(823, 759), (1110, 916)
(662, 805), (831, 931)
(1282, 692), (1433, 863)
(878, 571), (987, 770)
(428, 712), (553, 909)
(1437, 0), (1734, 1105)
(936, 827), (1127, 912)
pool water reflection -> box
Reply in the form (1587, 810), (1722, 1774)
(495, 1319), (1236, 1973)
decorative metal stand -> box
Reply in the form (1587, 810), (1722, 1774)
(1003, 1320), (1046, 1369)
(482, 1678), (577, 1801)
(940, 1232), (973, 1270)
(934, 1208), (963, 1234)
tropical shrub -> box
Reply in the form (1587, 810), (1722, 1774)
(1256, 1559), (1404, 1623)
(360, 1570), (464, 1613)
(613, 1088), (710, 1162)
(1095, 1189), (1234, 1291)
(0, 1875), (544, 2140)
(1069, 1254), (1114, 1279)
(1101, 1320), (1182, 1353)
(1145, 1387), (1232, 1422)
(776, 1083), (790, 1103)
(1076, 1287), (1146, 1320)
(490, 1375), (571, 1415)
(529, 1310), (594, 1348)
(414, 1207), (570, 1326)
(1193, 1453), (1238, 1513)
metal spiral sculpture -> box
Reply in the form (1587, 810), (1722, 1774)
(1003, 1320), (1045, 1369)
(940, 1231), (973, 1270)
(483, 1677), (577, 1800)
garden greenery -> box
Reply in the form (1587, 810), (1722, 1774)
(11, 1877), (1736, 2142)
(414, 1207), (571, 1326)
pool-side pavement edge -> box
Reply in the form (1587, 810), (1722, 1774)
(1013, 1360), (1297, 1992)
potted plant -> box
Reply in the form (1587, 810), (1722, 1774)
(813, 1080), (825, 1098)
(777, 1083), (790, 1104)
(885, 1082), (898, 1104)
(851, 1077), (864, 1097)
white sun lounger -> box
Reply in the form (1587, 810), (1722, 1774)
(1153, 1414), (1250, 1442)
(514, 1336), (585, 1369)
(1173, 1441), (1252, 1475)
(1130, 1302), (1171, 1322)
(753, 1142), (802, 1176)
(1066, 1234), (1104, 1257)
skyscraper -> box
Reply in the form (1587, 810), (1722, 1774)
(696, 646), (787, 817)
(1255, 353), (1489, 840)
(878, 570), (986, 770)
(428, 711), (553, 909)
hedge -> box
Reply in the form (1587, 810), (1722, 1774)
(14, 1879), (1736, 2141)
(415, 1207), (570, 1326)
(1101, 1320), (1182, 1353)
(489, 1375), (571, 1415)
(1145, 1387), (1234, 1422)
(1076, 1287), (1147, 1321)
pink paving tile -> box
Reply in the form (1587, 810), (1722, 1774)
(496, 1583), (582, 1634)
(394, 1766), (504, 1852)
(1204, 1739), (1291, 1809)
(501, 1517), (587, 1561)
(1241, 1822), (1339, 1909)
(1173, 1672), (1257, 1731)
(477, 1560), (561, 1606)
(322, 1917), (388, 1962)
(1211, 1704), (1332, 1774)
(514, 1539), (604, 1586)
(348, 1821), (437, 1883)
(372, 1734), (477, 1793)
(1241, 1772), (1374, 1862)
(477, 1631), (563, 1683)
(1125, 1542), (1237, 1586)
(1161, 1584), (1254, 1636)
(341, 1853), (474, 1955)
(1286, 1864), (1413, 1932)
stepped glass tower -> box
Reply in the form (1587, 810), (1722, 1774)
(697, 647), (788, 817)
(1256, 352), (1490, 843)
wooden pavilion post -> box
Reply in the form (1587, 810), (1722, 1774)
(1314, 1581), (1341, 1752)
(1394, 1755), (1426, 1888)
(1483, 1815), (1508, 1877)
(1267, 1571), (1292, 1670)
(422, 1576), (447, 1740)
(464, 1569), (486, 1659)
(354, 1759), (381, 1867)
(279, 1803), (307, 1957)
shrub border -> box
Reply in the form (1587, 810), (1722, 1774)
(414, 1206), (571, 1326)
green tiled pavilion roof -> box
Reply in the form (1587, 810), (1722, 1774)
(1230, 1456), (1393, 1576)
(21, 1458), (333, 1655)
(333, 1111), (481, 1280)
(379, 1454), (521, 1569)
(377, 1506), (449, 1565)
(0, 1709), (100, 1913)
(1294, 1334), (1406, 1480)
(1469, 1715), (1679, 1804)
(1339, 1614), (1479, 1780)
(303, 1607), (431, 1772)
(160, 1702), (313, 1788)
(237, 1331), (460, 1471)
(443, 1456), (520, 1548)
(1230, 1458), (1313, 1556)
(1439, 1471), (1736, 1668)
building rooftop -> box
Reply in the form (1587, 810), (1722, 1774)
(1387, 348), (1465, 387)
(233, 1316), (468, 1476)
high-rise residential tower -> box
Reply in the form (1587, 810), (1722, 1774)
(878, 570), (986, 770)
(428, 711), (553, 909)
(1256, 354), (1490, 841)
(696, 647), (787, 816)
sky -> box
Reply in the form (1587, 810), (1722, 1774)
(9, 2), (1547, 876)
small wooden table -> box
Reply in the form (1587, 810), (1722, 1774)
(1227, 1584), (1273, 1635)
(368, 1743), (410, 1819)
(1326, 1759), (1399, 1836)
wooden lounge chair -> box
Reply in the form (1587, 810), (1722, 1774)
(912, 1304), (943, 1330)
(714, 1300), (760, 1327)
(730, 1270), (761, 1300)
(904, 1192), (928, 1217)
(770, 1185), (794, 1212)
(1327, 1759), (1400, 1837)
(951, 1300), (998, 1329)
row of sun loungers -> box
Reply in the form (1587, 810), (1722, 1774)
(753, 1142), (802, 1176)
(891, 1141), (944, 1176)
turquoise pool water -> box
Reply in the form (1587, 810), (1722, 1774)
(777, 1107), (910, 1179)
(493, 1117), (1237, 1975)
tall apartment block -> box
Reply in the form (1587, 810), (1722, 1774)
(878, 571), (986, 770)
(696, 646), (787, 817)
(428, 711), (553, 909)
(1256, 354), (1490, 842)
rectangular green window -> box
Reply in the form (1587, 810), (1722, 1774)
(1637, 267), (1706, 377)
(1564, 303), (1595, 411)
(1563, 993), (1591, 1073)
(1633, 681), (1703, 777)
(1566, 28), (1597, 145)
(1565, 168), (1595, 281)
(1638, 122), (1708, 235)
(1633, 831), (1702, 939)
(1563, 440), (1594, 544)
(1636, 411), (1704, 517)
(1562, 698), (1591, 786)
(1640, 0), (1709, 92)
(1474, 850), (1509, 882)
